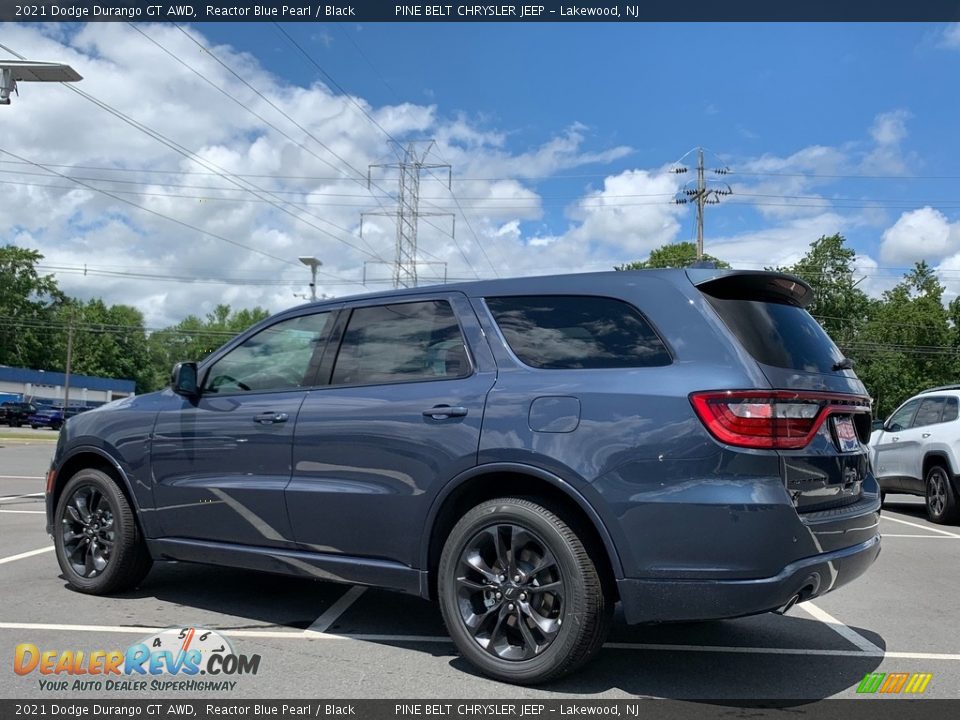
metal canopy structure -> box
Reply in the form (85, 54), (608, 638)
(0, 61), (82, 105)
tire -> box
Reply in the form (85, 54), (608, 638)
(880, 491), (886, 506)
(53, 469), (152, 594)
(925, 463), (960, 525)
(31, 425), (39, 430)
(438, 497), (612, 685)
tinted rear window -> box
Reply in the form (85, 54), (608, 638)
(485, 295), (671, 369)
(705, 296), (843, 374)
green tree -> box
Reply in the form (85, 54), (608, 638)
(616, 241), (731, 270)
(0, 246), (65, 369)
(45, 299), (152, 394)
(778, 234), (871, 348)
(144, 304), (270, 392)
(855, 262), (954, 418)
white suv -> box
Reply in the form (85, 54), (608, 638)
(870, 386), (960, 524)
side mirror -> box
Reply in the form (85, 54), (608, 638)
(171, 362), (199, 398)
(871, 419), (884, 432)
(886, 422), (902, 433)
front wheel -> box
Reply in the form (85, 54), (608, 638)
(438, 497), (611, 685)
(925, 464), (960, 525)
(54, 469), (152, 594)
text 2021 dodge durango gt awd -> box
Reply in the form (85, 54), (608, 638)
(45, 269), (881, 684)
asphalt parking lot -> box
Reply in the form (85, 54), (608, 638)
(1, 438), (958, 701)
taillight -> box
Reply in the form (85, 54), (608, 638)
(690, 390), (870, 450)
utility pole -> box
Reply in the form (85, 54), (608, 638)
(363, 141), (455, 288)
(63, 320), (74, 413)
(673, 147), (733, 260)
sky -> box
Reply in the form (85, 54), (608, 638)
(2, 21), (960, 326)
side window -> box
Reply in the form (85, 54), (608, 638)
(485, 295), (671, 370)
(887, 399), (920, 432)
(912, 398), (945, 428)
(203, 312), (333, 394)
(943, 398), (959, 423)
(331, 300), (471, 386)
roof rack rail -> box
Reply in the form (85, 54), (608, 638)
(919, 384), (960, 394)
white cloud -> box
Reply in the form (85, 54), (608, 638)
(564, 169), (686, 256)
(0, 24), (632, 326)
(707, 212), (854, 269)
(862, 109), (913, 175)
(939, 23), (960, 49)
(880, 207), (960, 265)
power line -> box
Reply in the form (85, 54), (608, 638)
(131, 25), (391, 263)
(271, 26), (488, 277)
(0, 146), (302, 268)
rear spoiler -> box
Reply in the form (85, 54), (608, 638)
(686, 269), (814, 308)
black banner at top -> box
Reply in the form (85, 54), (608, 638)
(1, 0), (960, 22)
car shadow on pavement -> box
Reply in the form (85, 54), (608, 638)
(59, 561), (886, 703)
(60, 562), (351, 631)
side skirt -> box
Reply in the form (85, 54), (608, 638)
(148, 538), (423, 596)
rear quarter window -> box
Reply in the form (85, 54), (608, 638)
(484, 295), (671, 370)
(704, 295), (843, 374)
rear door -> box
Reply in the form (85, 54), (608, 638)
(286, 294), (496, 569)
(151, 310), (335, 547)
(693, 272), (872, 511)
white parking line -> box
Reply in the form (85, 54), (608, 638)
(883, 533), (958, 538)
(0, 492), (44, 503)
(0, 509), (44, 514)
(881, 514), (960, 538)
(0, 476), (45, 480)
(796, 601), (884, 654)
(2, 620), (960, 661)
(305, 586), (367, 635)
(0, 546), (54, 565)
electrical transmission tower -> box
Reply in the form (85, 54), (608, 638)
(672, 148), (732, 260)
(362, 141), (455, 288)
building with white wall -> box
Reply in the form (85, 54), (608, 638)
(0, 366), (135, 406)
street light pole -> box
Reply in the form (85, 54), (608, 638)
(298, 256), (322, 302)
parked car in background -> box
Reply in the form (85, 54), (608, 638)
(0, 401), (38, 427)
(45, 269), (881, 684)
(870, 386), (960, 524)
(28, 406), (87, 431)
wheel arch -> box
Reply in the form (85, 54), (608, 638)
(53, 448), (141, 523)
(421, 463), (623, 601)
(923, 451), (960, 494)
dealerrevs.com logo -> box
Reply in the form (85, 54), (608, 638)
(14, 627), (261, 692)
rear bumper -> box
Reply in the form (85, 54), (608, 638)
(616, 532), (880, 624)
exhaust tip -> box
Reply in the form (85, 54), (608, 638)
(775, 593), (801, 615)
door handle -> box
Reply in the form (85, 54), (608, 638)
(254, 412), (289, 425)
(892, 436), (899, 442)
(922, 432), (932, 438)
(423, 405), (468, 420)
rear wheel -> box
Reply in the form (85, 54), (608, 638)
(925, 464), (960, 525)
(54, 469), (152, 594)
(438, 497), (611, 685)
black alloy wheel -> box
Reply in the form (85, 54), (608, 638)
(455, 523), (564, 661)
(54, 469), (152, 594)
(438, 497), (611, 684)
(61, 484), (116, 578)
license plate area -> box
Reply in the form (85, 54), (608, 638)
(833, 416), (859, 453)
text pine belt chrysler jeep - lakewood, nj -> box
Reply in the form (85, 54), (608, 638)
(45, 269), (881, 684)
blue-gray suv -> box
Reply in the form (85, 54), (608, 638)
(45, 269), (881, 684)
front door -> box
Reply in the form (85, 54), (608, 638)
(151, 310), (335, 547)
(873, 398), (921, 491)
